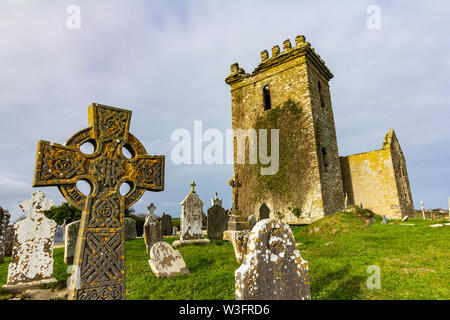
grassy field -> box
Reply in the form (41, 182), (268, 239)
(1, 209), (449, 300)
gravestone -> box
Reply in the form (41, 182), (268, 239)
(172, 182), (210, 247)
(259, 203), (270, 220)
(161, 213), (172, 236)
(202, 212), (207, 230)
(4, 226), (14, 256)
(148, 242), (189, 278)
(229, 230), (250, 264)
(0, 207), (11, 263)
(247, 215), (257, 230)
(125, 217), (137, 241)
(147, 203), (156, 217)
(172, 226), (178, 235)
(31, 103), (165, 300)
(2, 191), (57, 292)
(143, 215), (163, 255)
(54, 223), (65, 244)
(64, 220), (80, 264)
(235, 219), (310, 300)
(207, 193), (227, 240)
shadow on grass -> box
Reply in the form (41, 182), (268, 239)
(312, 264), (365, 300)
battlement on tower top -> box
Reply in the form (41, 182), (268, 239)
(225, 35), (333, 86)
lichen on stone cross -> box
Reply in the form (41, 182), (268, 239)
(228, 173), (242, 210)
(32, 103), (165, 300)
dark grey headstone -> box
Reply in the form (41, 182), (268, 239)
(143, 216), (163, 255)
(64, 220), (80, 264)
(125, 218), (137, 240)
(0, 207), (10, 262)
(161, 213), (172, 236)
(259, 203), (270, 220)
(4, 226), (14, 256)
(54, 224), (65, 244)
(207, 205), (227, 240)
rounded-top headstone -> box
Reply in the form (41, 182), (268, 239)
(235, 219), (310, 300)
(207, 204), (227, 240)
(148, 241), (190, 278)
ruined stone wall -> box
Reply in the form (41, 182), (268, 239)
(340, 130), (414, 219)
(226, 36), (344, 224)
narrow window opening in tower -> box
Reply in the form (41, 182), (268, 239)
(322, 147), (329, 172)
(318, 81), (325, 109)
(263, 85), (272, 111)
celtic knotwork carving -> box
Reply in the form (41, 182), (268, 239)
(79, 231), (124, 284)
(32, 103), (164, 300)
(89, 193), (121, 228)
(95, 106), (130, 142)
(130, 157), (164, 190)
(37, 143), (84, 183)
(76, 285), (123, 300)
(90, 152), (123, 189)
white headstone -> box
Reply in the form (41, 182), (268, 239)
(180, 181), (204, 241)
(3, 191), (57, 290)
(211, 192), (222, 207)
(149, 241), (190, 278)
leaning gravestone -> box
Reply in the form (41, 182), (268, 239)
(2, 191), (57, 292)
(31, 104), (165, 300)
(172, 182), (210, 247)
(235, 219), (310, 300)
(207, 193), (227, 240)
(172, 226), (178, 235)
(0, 207), (11, 263)
(148, 241), (189, 278)
(64, 220), (80, 264)
(125, 217), (137, 241)
(161, 213), (172, 236)
(143, 215), (163, 255)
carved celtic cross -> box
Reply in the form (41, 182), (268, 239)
(32, 103), (164, 300)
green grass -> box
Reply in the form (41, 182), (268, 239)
(1, 209), (449, 300)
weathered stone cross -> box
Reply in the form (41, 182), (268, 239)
(32, 103), (164, 300)
(228, 173), (242, 210)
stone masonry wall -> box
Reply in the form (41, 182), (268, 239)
(340, 129), (414, 219)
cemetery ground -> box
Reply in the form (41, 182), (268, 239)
(0, 209), (449, 300)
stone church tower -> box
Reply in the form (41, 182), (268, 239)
(225, 35), (345, 224)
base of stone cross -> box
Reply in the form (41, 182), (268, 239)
(1, 278), (58, 293)
(227, 214), (249, 231)
(172, 238), (211, 248)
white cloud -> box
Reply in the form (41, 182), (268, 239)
(0, 0), (449, 219)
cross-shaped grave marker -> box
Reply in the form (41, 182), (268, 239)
(32, 103), (164, 300)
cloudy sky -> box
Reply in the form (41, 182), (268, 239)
(0, 0), (449, 221)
